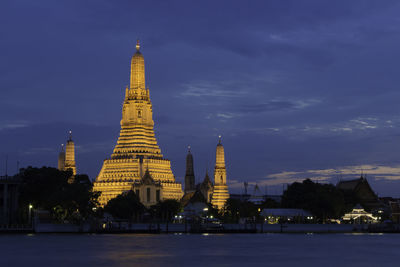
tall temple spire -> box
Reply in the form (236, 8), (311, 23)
(58, 144), (65, 171)
(184, 146), (195, 194)
(215, 135), (225, 169)
(93, 43), (183, 206)
(65, 131), (77, 175)
(211, 136), (229, 210)
(130, 39), (145, 90)
(117, 42), (160, 157)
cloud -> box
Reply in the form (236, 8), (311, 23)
(23, 147), (55, 156)
(241, 115), (399, 138)
(0, 121), (30, 131)
(216, 113), (237, 119)
(237, 98), (322, 114)
(263, 164), (400, 185)
(178, 81), (247, 98)
(75, 141), (115, 154)
(205, 98), (322, 122)
(226, 164), (400, 195)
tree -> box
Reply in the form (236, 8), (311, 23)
(17, 166), (100, 223)
(150, 199), (181, 222)
(104, 190), (145, 221)
(260, 198), (280, 209)
(66, 174), (101, 222)
(282, 179), (347, 221)
(224, 198), (241, 223)
(224, 198), (260, 223)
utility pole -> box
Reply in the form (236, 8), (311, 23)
(5, 155), (8, 177)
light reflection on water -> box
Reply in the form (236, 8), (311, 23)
(0, 233), (399, 266)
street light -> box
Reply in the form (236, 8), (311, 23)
(28, 204), (33, 226)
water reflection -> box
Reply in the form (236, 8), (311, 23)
(0, 233), (398, 266)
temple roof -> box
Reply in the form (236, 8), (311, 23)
(201, 171), (213, 188)
(181, 192), (195, 206)
(337, 177), (368, 191)
(142, 169), (156, 185)
(337, 176), (380, 210)
(181, 190), (207, 206)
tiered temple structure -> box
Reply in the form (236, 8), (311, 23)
(93, 41), (183, 206)
(58, 131), (77, 175)
(184, 146), (195, 194)
(211, 136), (229, 209)
(58, 144), (65, 171)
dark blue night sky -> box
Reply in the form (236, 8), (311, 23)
(2, 0), (400, 196)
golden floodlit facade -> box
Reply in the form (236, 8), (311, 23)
(93, 41), (183, 206)
(58, 131), (77, 175)
(211, 137), (229, 209)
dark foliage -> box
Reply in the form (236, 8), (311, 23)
(104, 190), (145, 221)
(282, 179), (348, 221)
(18, 166), (100, 223)
(223, 198), (277, 223)
(150, 199), (182, 222)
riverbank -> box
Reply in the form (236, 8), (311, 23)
(3, 222), (398, 234)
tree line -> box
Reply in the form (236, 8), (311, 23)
(13, 167), (370, 224)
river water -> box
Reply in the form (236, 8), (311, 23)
(0, 233), (399, 266)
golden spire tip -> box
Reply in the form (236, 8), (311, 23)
(136, 39), (140, 51)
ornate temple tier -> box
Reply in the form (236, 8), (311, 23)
(211, 184), (229, 209)
(93, 41), (183, 206)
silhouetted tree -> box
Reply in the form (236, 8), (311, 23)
(282, 179), (347, 221)
(151, 199), (181, 222)
(224, 198), (260, 223)
(104, 190), (145, 221)
(17, 166), (100, 223)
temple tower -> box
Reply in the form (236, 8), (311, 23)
(200, 170), (214, 203)
(64, 131), (77, 175)
(58, 144), (65, 171)
(211, 136), (229, 209)
(93, 41), (183, 206)
(184, 146), (196, 194)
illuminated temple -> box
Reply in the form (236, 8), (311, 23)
(182, 137), (230, 210)
(211, 136), (229, 209)
(93, 41), (183, 206)
(58, 131), (77, 175)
